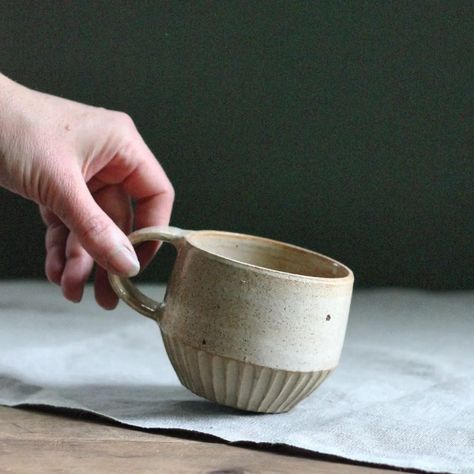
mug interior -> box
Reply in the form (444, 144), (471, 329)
(187, 232), (350, 279)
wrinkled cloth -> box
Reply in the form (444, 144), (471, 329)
(0, 281), (473, 473)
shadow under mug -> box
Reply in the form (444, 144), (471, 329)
(109, 226), (354, 413)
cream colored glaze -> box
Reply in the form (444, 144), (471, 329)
(109, 226), (354, 413)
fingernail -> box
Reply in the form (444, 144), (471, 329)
(108, 245), (140, 276)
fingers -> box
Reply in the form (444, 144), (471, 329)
(40, 205), (68, 285)
(43, 185), (134, 307)
(122, 139), (174, 270)
(98, 133), (174, 270)
(50, 171), (140, 278)
(45, 223), (69, 285)
(61, 233), (95, 302)
(120, 137), (174, 230)
(41, 204), (94, 302)
(94, 130), (174, 230)
(92, 185), (133, 309)
(94, 265), (118, 310)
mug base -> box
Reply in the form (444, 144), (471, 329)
(161, 332), (333, 413)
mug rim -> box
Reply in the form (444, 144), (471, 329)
(184, 230), (354, 284)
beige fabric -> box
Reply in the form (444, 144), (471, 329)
(0, 282), (473, 473)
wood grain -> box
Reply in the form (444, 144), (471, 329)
(0, 406), (404, 474)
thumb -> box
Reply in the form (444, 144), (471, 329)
(50, 174), (140, 277)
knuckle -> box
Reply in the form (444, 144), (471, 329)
(79, 215), (111, 243)
(164, 182), (175, 202)
(114, 111), (136, 130)
(45, 222), (66, 248)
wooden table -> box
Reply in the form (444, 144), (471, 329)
(0, 406), (407, 473)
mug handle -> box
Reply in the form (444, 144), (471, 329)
(108, 226), (189, 322)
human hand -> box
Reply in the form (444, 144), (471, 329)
(0, 74), (174, 308)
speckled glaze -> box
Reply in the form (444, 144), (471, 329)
(109, 226), (354, 413)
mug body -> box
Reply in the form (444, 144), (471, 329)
(159, 230), (353, 412)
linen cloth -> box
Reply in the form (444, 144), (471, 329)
(0, 281), (473, 473)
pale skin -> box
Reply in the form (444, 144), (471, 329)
(0, 73), (174, 309)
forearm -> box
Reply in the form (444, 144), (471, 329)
(0, 73), (17, 121)
(0, 74), (26, 193)
(0, 75), (44, 198)
(0, 72), (12, 98)
(0, 74), (15, 184)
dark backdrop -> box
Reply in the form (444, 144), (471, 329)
(0, 1), (472, 289)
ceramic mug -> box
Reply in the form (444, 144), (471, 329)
(109, 226), (354, 413)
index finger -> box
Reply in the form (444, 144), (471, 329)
(95, 133), (175, 230)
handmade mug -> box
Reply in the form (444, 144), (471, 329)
(109, 226), (354, 413)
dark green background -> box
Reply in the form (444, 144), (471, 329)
(0, 1), (472, 289)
